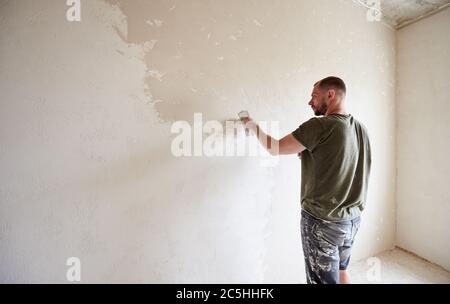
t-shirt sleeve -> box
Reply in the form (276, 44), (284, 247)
(291, 118), (324, 152)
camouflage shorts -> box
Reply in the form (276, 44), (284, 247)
(301, 210), (361, 284)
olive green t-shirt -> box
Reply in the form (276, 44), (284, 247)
(292, 114), (371, 222)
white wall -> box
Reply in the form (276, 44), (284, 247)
(0, 0), (396, 283)
(396, 7), (450, 271)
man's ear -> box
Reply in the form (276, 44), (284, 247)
(328, 89), (336, 100)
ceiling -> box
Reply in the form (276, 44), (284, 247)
(354, 0), (450, 29)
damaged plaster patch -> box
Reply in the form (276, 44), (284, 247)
(147, 69), (165, 82)
(253, 19), (263, 27)
(146, 19), (163, 27)
(103, 0), (184, 122)
(101, 0), (300, 124)
(143, 40), (158, 51)
(103, 0), (170, 123)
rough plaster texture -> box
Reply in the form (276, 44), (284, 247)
(396, 7), (450, 271)
(381, 0), (450, 29)
(355, 0), (450, 29)
(0, 0), (396, 283)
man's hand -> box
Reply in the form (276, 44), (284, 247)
(240, 117), (250, 124)
(240, 117), (258, 134)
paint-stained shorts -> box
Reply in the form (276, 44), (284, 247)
(301, 210), (361, 284)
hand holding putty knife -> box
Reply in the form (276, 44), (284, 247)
(238, 110), (251, 136)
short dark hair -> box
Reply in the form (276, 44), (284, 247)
(315, 76), (346, 95)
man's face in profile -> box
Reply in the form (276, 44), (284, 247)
(309, 85), (327, 116)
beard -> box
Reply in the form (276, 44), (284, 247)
(314, 100), (327, 116)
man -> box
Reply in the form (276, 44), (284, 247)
(241, 76), (371, 284)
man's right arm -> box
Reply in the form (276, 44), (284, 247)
(243, 118), (306, 156)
